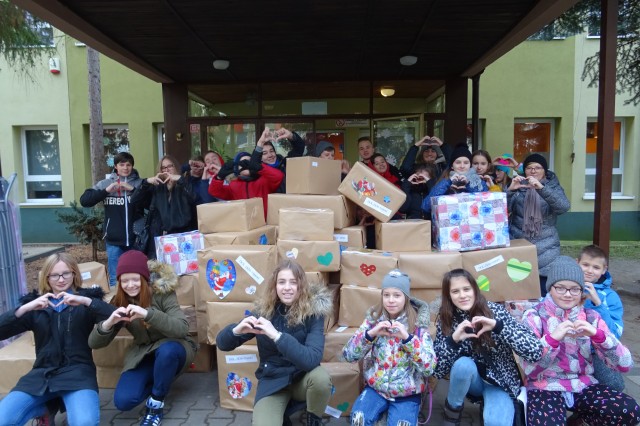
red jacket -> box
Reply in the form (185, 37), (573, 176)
(208, 164), (284, 218)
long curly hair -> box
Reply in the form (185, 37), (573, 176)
(438, 269), (495, 349)
(255, 260), (313, 326)
(39, 253), (83, 294)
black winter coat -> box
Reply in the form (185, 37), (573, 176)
(268, 131), (305, 193)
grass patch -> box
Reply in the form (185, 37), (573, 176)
(561, 240), (640, 260)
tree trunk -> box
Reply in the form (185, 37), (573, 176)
(87, 47), (105, 184)
(92, 239), (98, 262)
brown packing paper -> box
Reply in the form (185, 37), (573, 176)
(203, 225), (278, 246)
(267, 194), (356, 229)
(305, 271), (328, 286)
(333, 225), (366, 250)
(206, 301), (256, 346)
(338, 285), (381, 327)
(197, 245), (277, 303)
(324, 284), (341, 333)
(276, 240), (341, 272)
(197, 198), (265, 233)
(97, 366), (123, 388)
(188, 343), (214, 373)
(285, 156), (342, 195)
(398, 251), (462, 289)
(176, 273), (197, 306)
(340, 248), (398, 287)
(92, 332), (134, 368)
(217, 345), (260, 412)
(321, 362), (361, 417)
(181, 305), (197, 335)
(323, 325), (359, 362)
(195, 311), (209, 343)
(375, 219), (431, 252)
(0, 333), (35, 393)
(338, 161), (406, 223)
(78, 261), (110, 292)
(460, 239), (540, 302)
(278, 208), (334, 241)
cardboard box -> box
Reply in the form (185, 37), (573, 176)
(411, 288), (442, 305)
(176, 273), (197, 306)
(197, 198), (265, 233)
(340, 248), (398, 287)
(431, 191), (509, 252)
(188, 343), (214, 373)
(154, 231), (204, 275)
(375, 219), (431, 252)
(285, 156), (342, 195)
(92, 332), (134, 368)
(203, 225), (278, 246)
(182, 305), (197, 335)
(338, 161), (406, 223)
(323, 325), (358, 362)
(338, 285), (380, 327)
(217, 345), (260, 412)
(334, 226), (366, 252)
(278, 208), (334, 241)
(0, 333), (35, 393)
(267, 194), (355, 229)
(324, 284), (341, 333)
(206, 301), (256, 345)
(398, 251), (462, 289)
(277, 240), (341, 272)
(460, 239), (540, 302)
(97, 366), (122, 388)
(322, 362), (361, 417)
(305, 271), (329, 286)
(78, 261), (110, 292)
(197, 245), (277, 303)
(195, 311), (208, 343)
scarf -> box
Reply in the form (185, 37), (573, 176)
(375, 163), (400, 187)
(448, 168), (484, 192)
(523, 187), (543, 238)
(265, 156), (282, 169)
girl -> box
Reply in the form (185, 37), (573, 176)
(0, 253), (114, 425)
(216, 260), (333, 426)
(522, 256), (639, 425)
(89, 250), (196, 426)
(421, 143), (488, 216)
(370, 153), (402, 188)
(472, 149), (500, 192)
(343, 269), (436, 426)
(260, 126), (305, 193)
(434, 269), (542, 426)
(400, 163), (437, 219)
(492, 154), (516, 192)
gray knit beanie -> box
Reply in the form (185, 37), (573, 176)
(315, 140), (334, 157)
(546, 255), (585, 292)
(382, 269), (411, 298)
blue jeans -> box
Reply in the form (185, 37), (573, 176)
(447, 357), (514, 426)
(350, 386), (421, 426)
(114, 341), (186, 411)
(106, 243), (128, 287)
(0, 389), (99, 425)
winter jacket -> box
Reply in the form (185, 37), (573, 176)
(264, 131), (305, 193)
(421, 177), (489, 216)
(342, 298), (436, 400)
(0, 287), (114, 395)
(80, 170), (144, 247)
(216, 284), (332, 405)
(434, 301), (542, 398)
(521, 295), (633, 393)
(507, 170), (570, 276)
(583, 271), (623, 338)
(89, 261), (197, 373)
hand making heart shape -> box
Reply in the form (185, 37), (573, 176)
(48, 293), (65, 309)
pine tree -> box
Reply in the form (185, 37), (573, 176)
(55, 201), (104, 261)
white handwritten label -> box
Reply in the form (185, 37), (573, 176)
(236, 256), (264, 284)
(335, 326), (348, 332)
(363, 197), (392, 217)
(81, 272), (92, 280)
(474, 255), (505, 272)
(333, 234), (349, 243)
(325, 406), (342, 418)
(225, 354), (258, 364)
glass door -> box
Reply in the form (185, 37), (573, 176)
(372, 115), (423, 167)
(198, 122), (258, 162)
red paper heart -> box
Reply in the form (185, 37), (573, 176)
(359, 263), (377, 276)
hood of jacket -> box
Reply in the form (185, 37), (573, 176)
(19, 286), (106, 305)
(148, 259), (179, 295)
(594, 270), (613, 290)
(254, 282), (333, 319)
(364, 295), (430, 329)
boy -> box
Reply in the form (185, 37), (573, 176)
(578, 244), (625, 391)
(80, 152), (143, 287)
(357, 137), (374, 165)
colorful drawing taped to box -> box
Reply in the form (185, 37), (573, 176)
(430, 191), (509, 252)
(154, 231), (205, 275)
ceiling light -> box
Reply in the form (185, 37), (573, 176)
(213, 59), (230, 70)
(400, 55), (418, 66)
(380, 87), (395, 97)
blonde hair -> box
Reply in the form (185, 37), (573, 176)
(38, 253), (82, 294)
(369, 291), (418, 332)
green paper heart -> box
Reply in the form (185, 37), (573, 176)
(507, 258), (533, 282)
(317, 252), (333, 266)
(336, 402), (350, 412)
(477, 274), (490, 292)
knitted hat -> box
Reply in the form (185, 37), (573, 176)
(546, 255), (585, 292)
(233, 151), (251, 176)
(449, 143), (473, 168)
(523, 153), (548, 173)
(495, 153), (514, 175)
(315, 140), (334, 157)
(116, 250), (150, 282)
(382, 269), (411, 298)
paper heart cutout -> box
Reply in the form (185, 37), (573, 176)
(258, 234), (268, 245)
(226, 372), (252, 399)
(317, 252), (333, 266)
(359, 263), (376, 276)
(286, 248), (299, 259)
(507, 258), (532, 282)
(206, 258), (237, 299)
(477, 275), (490, 292)
(336, 402), (350, 412)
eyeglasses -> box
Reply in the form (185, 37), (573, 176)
(525, 166), (544, 172)
(161, 164), (175, 171)
(48, 271), (74, 281)
(552, 285), (582, 296)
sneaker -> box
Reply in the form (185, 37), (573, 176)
(140, 407), (163, 426)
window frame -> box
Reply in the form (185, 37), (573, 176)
(513, 118), (556, 170)
(23, 12), (55, 47)
(21, 126), (63, 204)
(583, 118), (625, 197)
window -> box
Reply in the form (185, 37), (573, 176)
(513, 120), (555, 167)
(23, 12), (55, 47)
(466, 120), (484, 149)
(103, 125), (130, 169)
(584, 120), (624, 195)
(586, 1), (636, 37)
(22, 128), (62, 202)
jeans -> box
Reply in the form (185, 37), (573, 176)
(114, 341), (186, 411)
(0, 389), (99, 426)
(106, 243), (128, 287)
(350, 386), (421, 426)
(447, 357), (514, 426)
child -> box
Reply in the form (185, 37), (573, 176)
(434, 269), (542, 426)
(315, 140), (351, 178)
(370, 153), (402, 188)
(358, 136), (375, 165)
(578, 244), (625, 391)
(400, 163), (437, 219)
(472, 149), (500, 192)
(492, 154), (516, 192)
(343, 270), (436, 426)
(522, 256), (639, 425)
(261, 126), (305, 193)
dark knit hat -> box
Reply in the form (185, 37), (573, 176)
(546, 255), (584, 292)
(116, 250), (150, 282)
(382, 269), (411, 298)
(449, 143), (473, 168)
(233, 151), (251, 176)
(523, 153), (548, 173)
(315, 140), (334, 157)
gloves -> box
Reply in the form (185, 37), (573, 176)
(217, 162), (235, 180)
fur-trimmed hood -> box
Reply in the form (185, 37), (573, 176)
(254, 282), (333, 319)
(147, 260), (179, 295)
(364, 295), (430, 329)
(19, 286), (106, 305)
